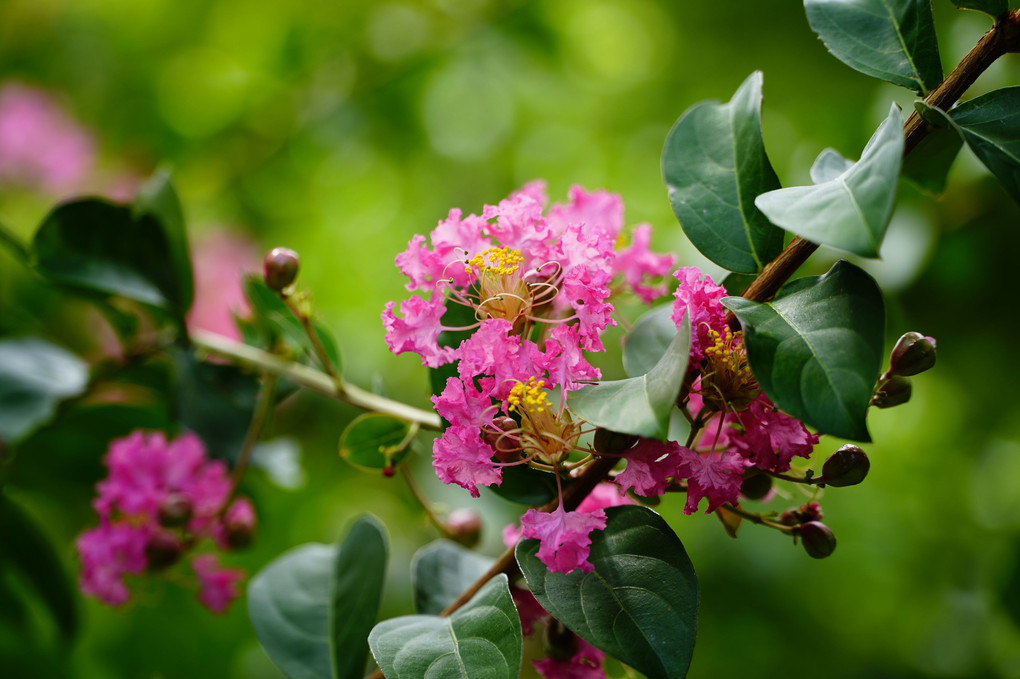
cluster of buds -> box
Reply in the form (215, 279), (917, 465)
(872, 332), (937, 408)
(76, 431), (255, 613)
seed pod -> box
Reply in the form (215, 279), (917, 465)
(889, 332), (936, 377)
(593, 428), (638, 456)
(263, 247), (300, 291)
(482, 416), (522, 462)
(872, 375), (912, 408)
(799, 521), (836, 559)
(821, 444), (870, 487)
(443, 507), (482, 548)
(740, 472), (773, 500)
(145, 530), (183, 570)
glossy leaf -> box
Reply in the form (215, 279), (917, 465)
(32, 199), (188, 313)
(949, 87), (1020, 207)
(133, 169), (194, 314)
(805, 0), (942, 95)
(755, 104), (903, 257)
(487, 464), (557, 505)
(570, 312), (690, 441)
(0, 337), (88, 444)
(720, 272), (757, 296)
(902, 107), (963, 194)
(622, 303), (677, 378)
(339, 413), (413, 471)
(952, 0), (1007, 19)
(412, 540), (495, 615)
(369, 573), (521, 679)
(516, 505), (699, 679)
(722, 259), (884, 441)
(248, 515), (388, 679)
(662, 71), (783, 273)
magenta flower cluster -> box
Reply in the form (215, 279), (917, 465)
(76, 431), (254, 613)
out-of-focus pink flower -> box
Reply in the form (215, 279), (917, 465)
(186, 230), (260, 341)
(671, 266), (728, 363)
(0, 82), (95, 194)
(520, 506), (607, 574)
(729, 394), (819, 473)
(76, 522), (149, 607)
(533, 637), (606, 679)
(614, 438), (684, 497)
(192, 554), (245, 614)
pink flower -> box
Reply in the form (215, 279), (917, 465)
(520, 506), (607, 574)
(511, 586), (548, 637)
(76, 522), (149, 607)
(614, 439), (684, 497)
(186, 230), (259, 341)
(615, 224), (676, 303)
(671, 267), (727, 363)
(575, 483), (634, 513)
(729, 395), (819, 473)
(192, 554), (244, 614)
(533, 637), (606, 679)
(432, 376), (496, 429)
(432, 425), (503, 497)
(532, 324), (601, 393)
(456, 319), (537, 395)
(675, 446), (745, 515)
(382, 296), (455, 368)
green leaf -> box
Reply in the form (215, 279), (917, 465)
(487, 464), (558, 506)
(516, 505), (699, 679)
(902, 104), (963, 194)
(570, 312), (690, 441)
(133, 169), (194, 314)
(622, 303), (677, 378)
(722, 259), (884, 441)
(804, 0), (942, 95)
(720, 272), (757, 296)
(952, 0), (1007, 19)
(0, 492), (78, 644)
(32, 199), (189, 314)
(248, 515), (388, 679)
(662, 71), (784, 273)
(809, 148), (856, 183)
(0, 337), (88, 444)
(949, 87), (1020, 207)
(755, 104), (903, 257)
(339, 413), (414, 471)
(369, 573), (522, 679)
(412, 540), (495, 615)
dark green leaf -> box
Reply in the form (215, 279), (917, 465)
(412, 540), (495, 615)
(338, 413), (413, 471)
(622, 303), (677, 378)
(0, 220), (30, 263)
(516, 505), (699, 679)
(902, 103), (963, 194)
(952, 0), (1007, 19)
(722, 259), (884, 441)
(249, 515), (388, 679)
(949, 87), (1020, 207)
(32, 199), (187, 313)
(805, 0), (942, 95)
(487, 464), (557, 505)
(755, 104), (903, 257)
(0, 337), (88, 444)
(369, 573), (522, 679)
(133, 169), (194, 314)
(570, 312), (690, 441)
(662, 71), (784, 273)
(720, 272), (757, 296)
(0, 492), (78, 644)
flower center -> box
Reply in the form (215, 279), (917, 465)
(701, 327), (758, 411)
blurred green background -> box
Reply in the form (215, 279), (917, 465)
(1, 0), (1020, 677)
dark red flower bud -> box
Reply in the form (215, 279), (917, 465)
(593, 428), (638, 456)
(382, 465), (396, 477)
(780, 502), (823, 526)
(740, 472), (772, 500)
(872, 375), (912, 408)
(821, 444), (870, 487)
(263, 247), (300, 292)
(799, 521), (836, 559)
(443, 508), (482, 548)
(145, 530), (183, 570)
(543, 618), (578, 662)
(889, 332), (936, 377)
(482, 416), (522, 462)
(158, 493), (193, 528)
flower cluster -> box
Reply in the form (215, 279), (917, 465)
(76, 430), (254, 613)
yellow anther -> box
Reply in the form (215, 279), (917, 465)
(467, 247), (524, 277)
(508, 376), (551, 415)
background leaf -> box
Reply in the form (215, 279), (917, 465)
(949, 87), (1020, 207)
(0, 337), (88, 444)
(952, 0), (1007, 19)
(902, 122), (963, 194)
(369, 573), (521, 679)
(722, 259), (885, 441)
(133, 169), (194, 314)
(338, 413), (413, 471)
(412, 540), (495, 615)
(662, 71), (783, 273)
(804, 0), (942, 94)
(248, 515), (388, 679)
(516, 505), (699, 679)
(755, 104), (903, 257)
(622, 303), (678, 378)
(570, 312), (690, 440)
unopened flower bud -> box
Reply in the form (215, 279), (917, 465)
(223, 498), (257, 550)
(145, 530), (183, 570)
(543, 618), (578, 662)
(780, 502), (823, 526)
(799, 521), (836, 559)
(872, 375), (912, 408)
(821, 444), (870, 487)
(593, 428), (638, 456)
(889, 332), (936, 377)
(263, 247), (300, 292)
(158, 493), (193, 528)
(740, 472), (772, 500)
(382, 465), (396, 477)
(482, 416), (522, 462)
(443, 507), (482, 548)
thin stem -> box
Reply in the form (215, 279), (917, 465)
(224, 373), (278, 507)
(400, 464), (453, 538)
(721, 503), (794, 535)
(283, 295), (343, 387)
(766, 469), (821, 486)
(190, 329), (442, 430)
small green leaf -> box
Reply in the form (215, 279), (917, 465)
(570, 312), (690, 441)
(809, 148), (856, 184)
(662, 71), (784, 273)
(952, 0), (1007, 19)
(0, 337), (88, 444)
(339, 413), (414, 471)
(902, 103), (963, 194)
(805, 0), (942, 95)
(412, 540), (495, 615)
(516, 505), (699, 679)
(369, 573), (522, 679)
(248, 515), (388, 679)
(949, 87), (1020, 207)
(622, 303), (677, 378)
(133, 169), (194, 314)
(487, 464), (557, 505)
(722, 259), (885, 442)
(755, 104), (903, 257)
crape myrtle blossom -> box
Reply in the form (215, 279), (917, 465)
(76, 430), (253, 613)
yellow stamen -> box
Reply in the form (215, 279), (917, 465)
(465, 246), (525, 277)
(508, 376), (552, 415)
